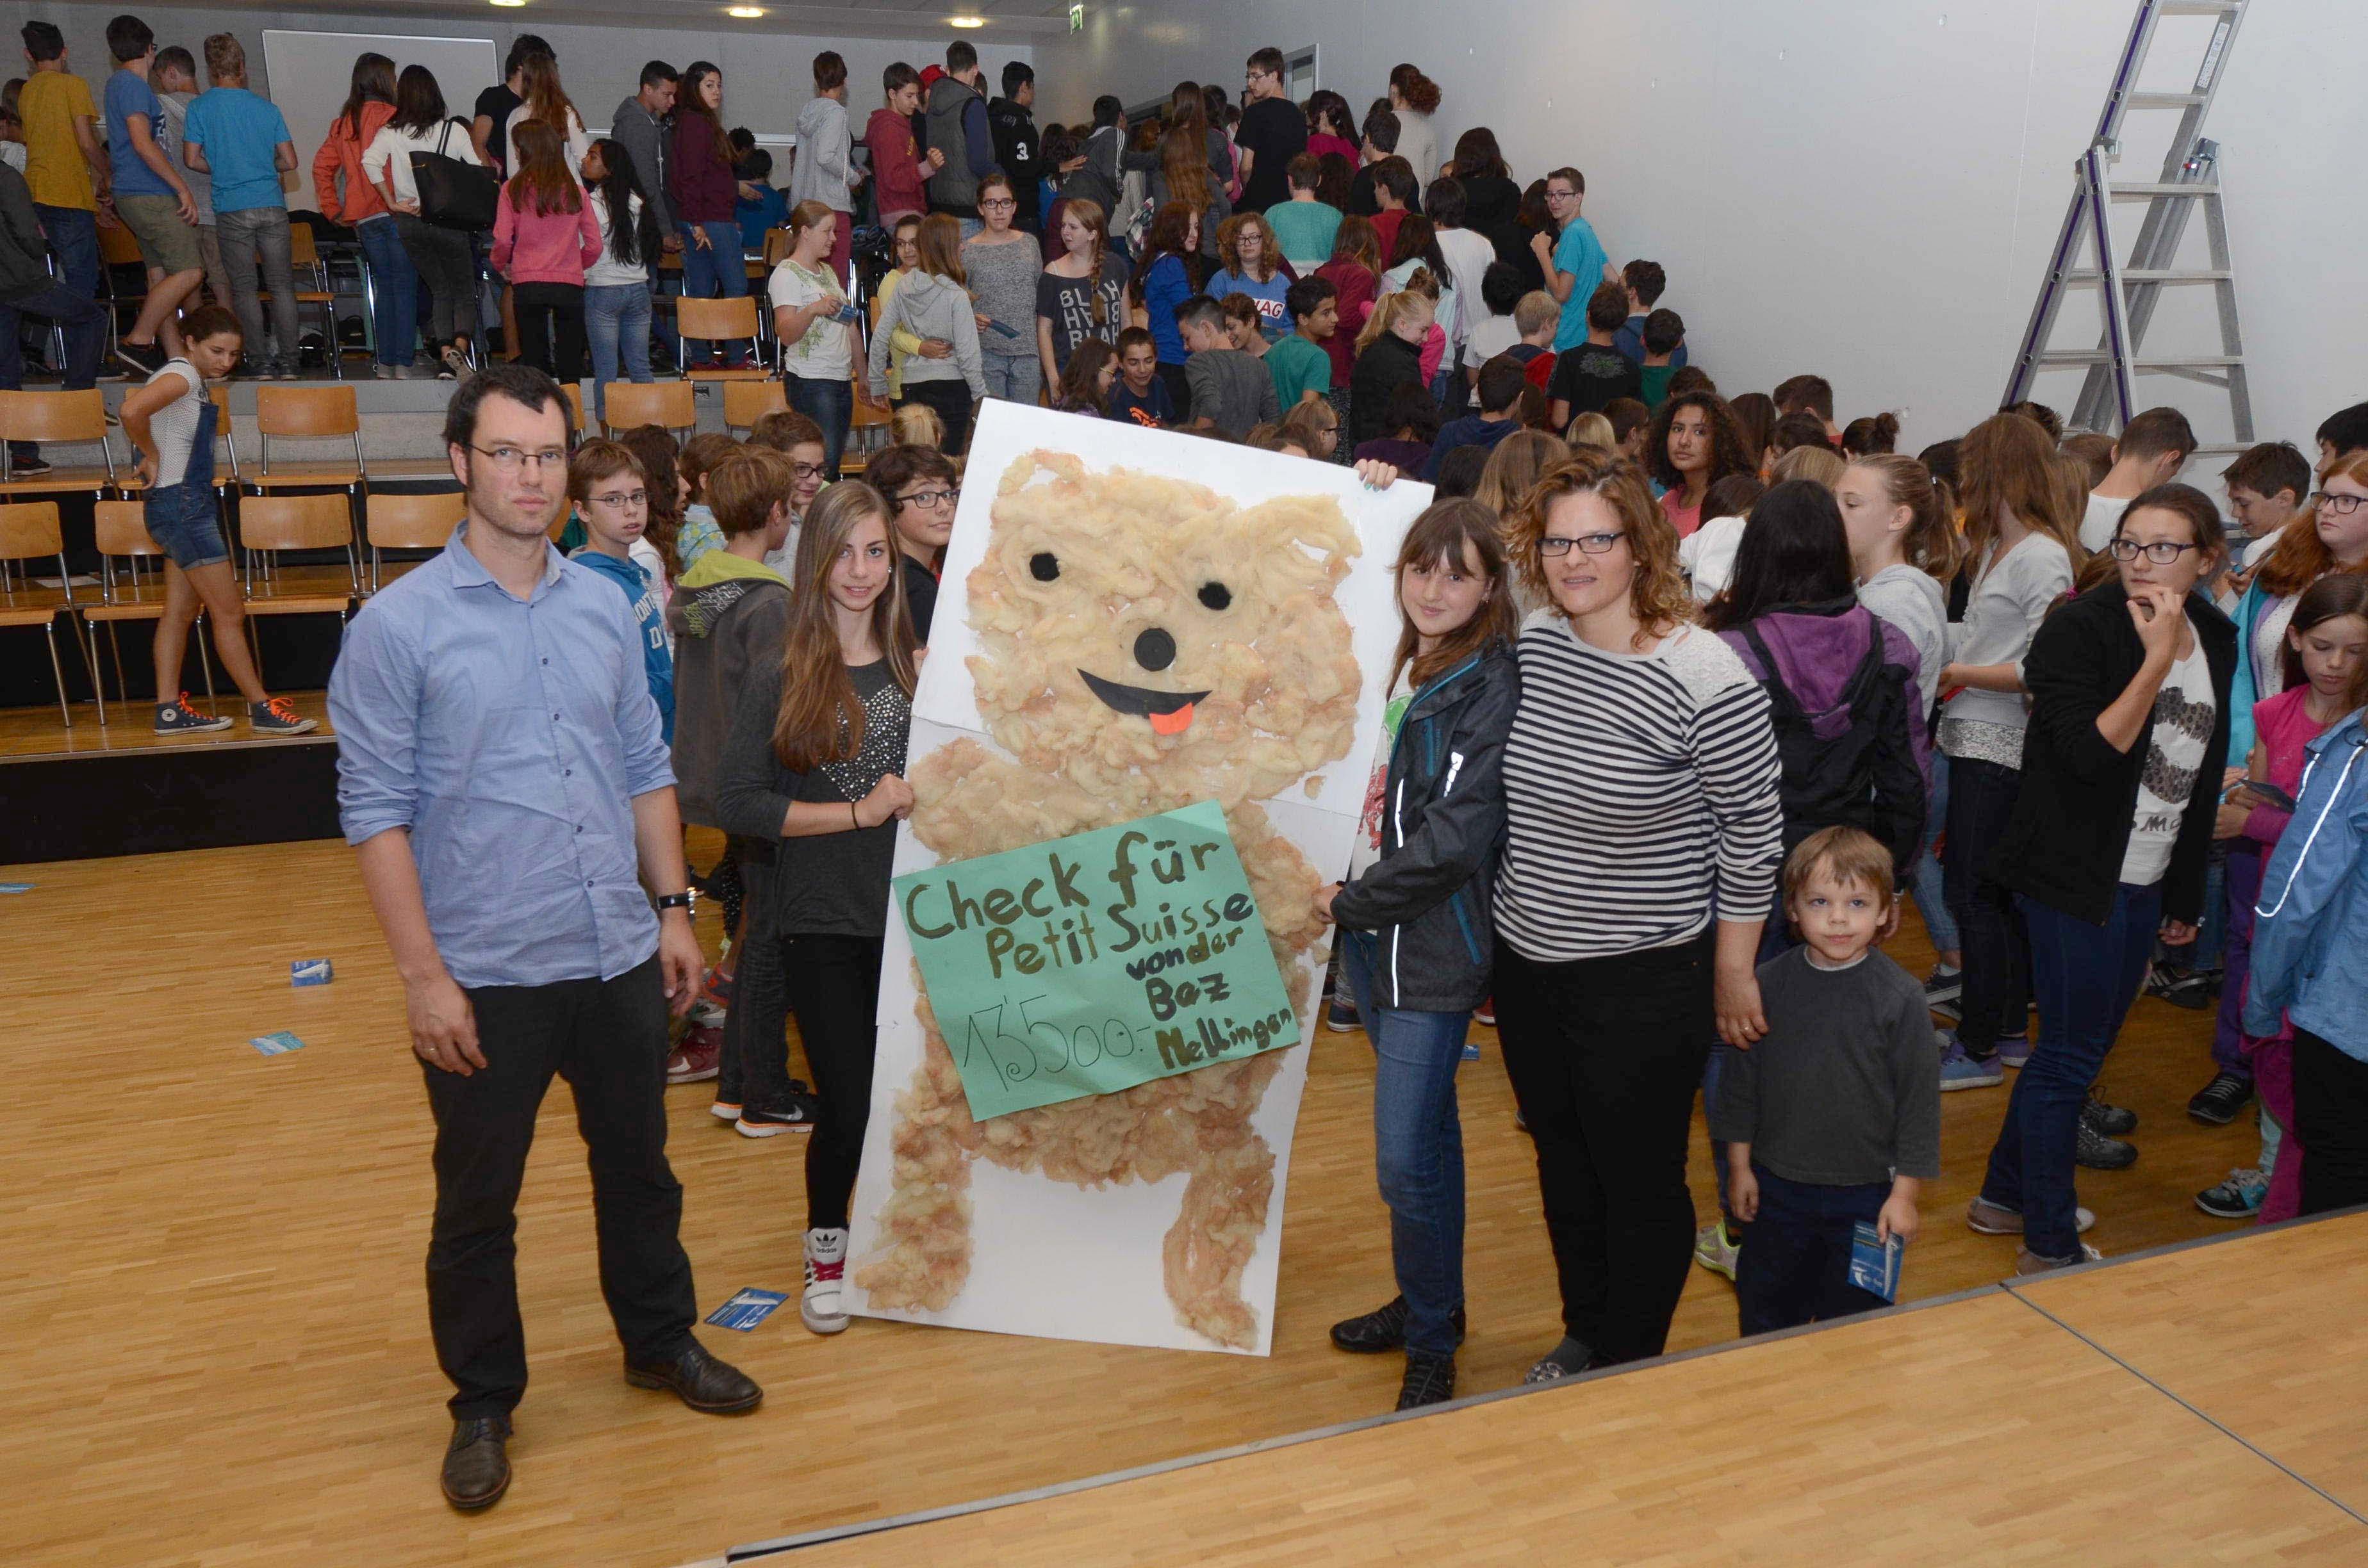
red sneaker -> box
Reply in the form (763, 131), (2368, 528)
(1474, 995), (1497, 1027)
(666, 1025), (722, 1084)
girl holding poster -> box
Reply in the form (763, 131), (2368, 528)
(1314, 497), (1522, 1412)
(714, 481), (917, 1337)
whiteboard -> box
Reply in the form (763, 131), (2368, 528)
(262, 30), (498, 208)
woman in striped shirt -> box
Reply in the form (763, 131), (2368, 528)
(1495, 448), (1784, 1381)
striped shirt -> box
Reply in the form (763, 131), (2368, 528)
(1494, 612), (1784, 961)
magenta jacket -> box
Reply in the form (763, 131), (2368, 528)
(492, 186), (602, 285)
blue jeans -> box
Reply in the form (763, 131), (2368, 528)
(1341, 929), (1471, 1359)
(0, 279), (106, 391)
(354, 215), (416, 366)
(218, 206), (300, 368)
(676, 222), (747, 366)
(1980, 883), (2162, 1261)
(1909, 755), (1960, 956)
(585, 282), (654, 420)
(1943, 756), (2030, 1052)
(786, 372), (851, 479)
(1734, 1166), (1891, 1335)
(33, 203), (99, 306)
(980, 352), (1040, 405)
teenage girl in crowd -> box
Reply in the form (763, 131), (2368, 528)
(1349, 286), (1435, 450)
(961, 172), (1044, 405)
(1315, 215), (1383, 395)
(491, 120), (600, 384)
(1036, 198), (1127, 392)
(869, 214), (985, 455)
(1128, 201), (1201, 421)
(578, 138), (662, 423)
(769, 199), (866, 480)
(1934, 412), (2080, 1091)
(1971, 484), (2235, 1271)
(365, 65), (483, 378)
(2245, 579), (2368, 1218)
(867, 442), (961, 641)
(669, 61), (749, 370)
(1316, 497), (1520, 1416)
(1493, 449), (1782, 1382)
(713, 481), (917, 1337)
(1649, 390), (1751, 539)
(1206, 211), (1289, 343)
(1054, 338), (1118, 416)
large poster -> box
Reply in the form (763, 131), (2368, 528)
(843, 401), (1427, 1355)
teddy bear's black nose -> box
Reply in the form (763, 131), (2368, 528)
(1133, 628), (1177, 672)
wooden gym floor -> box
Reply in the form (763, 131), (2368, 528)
(0, 832), (2302, 1567)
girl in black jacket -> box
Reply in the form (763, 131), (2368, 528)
(1349, 285), (1435, 450)
(1972, 483), (2235, 1273)
(1315, 498), (1520, 1413)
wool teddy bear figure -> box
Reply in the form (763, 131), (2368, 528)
(851, 449), (1365, 1348)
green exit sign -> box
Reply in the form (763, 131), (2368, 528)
(1069, 3), (1084, 31)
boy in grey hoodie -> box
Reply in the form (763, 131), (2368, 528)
(869, 257), (985, 452)
(790, 52), (862, 280)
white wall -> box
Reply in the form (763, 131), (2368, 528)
(1040, 0), (2368, 456)
(3, 4), (1030, 141)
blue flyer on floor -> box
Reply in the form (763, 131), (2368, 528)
(705, 1289), (789, 1332)
(250, 1031), (306, 1056)
(291, 959), (334, 986)
(0, 883), (33, 894)
(1848, 1222), (1903, 1303)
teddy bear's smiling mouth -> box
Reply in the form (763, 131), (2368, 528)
(1078, 669), (1212, 736)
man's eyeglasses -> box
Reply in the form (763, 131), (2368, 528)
(896, 487), (958, 510)
(2315, 492), (2367, 518)
(591, 489), (648, 509)
(1538, 531), (1625, 557)
(2108, 538), (2205, 564)
(471, 445), (570, 473)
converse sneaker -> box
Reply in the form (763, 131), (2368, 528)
(2084, 1088), (2139, 1136)
(2187, 1070), (2254, 1127)
(1965, 1195), (2095, 1235)
(802, 1227), (850, 1334)
(155, 693), (232, 734)
(249, 697), (318, 735)
(666, 1025), (721, 1084)
(1693, 1218), (1740, 1280)
(2014, 1242), (2103, 1275)
(1326, 994), (1360, 1033)
(1329, 1294), (1467, 1353)
(1396, 1352), (1456, 1411)
(2196, 1168), (2269, 1219)
(1994, 1031), (2031, 1069)
(1921, 964), (1963, 1008)
(1938, 1034), (2004, 1091)
(2075, 1120), (2139, 1171)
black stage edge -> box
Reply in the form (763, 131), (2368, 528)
(1, 736), (340, 863)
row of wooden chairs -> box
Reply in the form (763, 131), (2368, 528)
(95, 220), (354, 378)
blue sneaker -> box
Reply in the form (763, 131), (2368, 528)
(154, 693), (231, 734)
(1326, 995), (1360, 1033)
(1995, 1032), (2032, 1068)
(1939, 1033), (2004, 1091)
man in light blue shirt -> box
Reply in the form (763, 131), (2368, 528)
(1533, 165), (1613, 353)
(178, 33), (300, 376)
(331, 363), (762, 1513)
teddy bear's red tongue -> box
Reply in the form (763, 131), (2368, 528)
(1148, 701), (1197, 736)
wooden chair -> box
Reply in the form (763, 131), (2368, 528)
(80, 500), (216, 724)
(602, 379), (697, 441)
(561, 381), (586, 439)
(247, 384), (365, 504)
(96, 220), (147, 355)
(0, 389), (119, 498)
(844, 382), (895, 475)
(0, 500), (86, 728)
(236, 493), (358, 683)
(206, 384), (243, 489)
(265, 224), (349, 380)
(677, 297), (768, 380)
(365, 491), (465, 592)
(722, 378), (788, 434)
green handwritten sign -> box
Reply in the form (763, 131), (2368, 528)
(895, 799), (1300, 1121)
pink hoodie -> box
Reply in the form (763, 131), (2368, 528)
(491, 185), (602, 286)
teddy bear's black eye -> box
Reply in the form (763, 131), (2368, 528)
(1198, 581), (1232, 610)
(1030, 551), (1060, 582)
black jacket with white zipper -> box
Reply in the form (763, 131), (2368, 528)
(1330, 641), (1520, 1013)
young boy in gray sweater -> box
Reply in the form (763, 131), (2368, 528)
(1711, 826), (1941, 1336)
(1177, 295), (1278, 439)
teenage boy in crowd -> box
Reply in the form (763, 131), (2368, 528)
(986, 61), (1043, 234)
(2079, 406), (2198, 553)
(0, 120), (106, 474)
(1536, 165), (1615, 354)
(151, 46), (228, 311)
(1267, 275), (1336, 411)
(925, 40), (996, 238)
(1612, 259), (1690, 369)
(101, 14), (203, 373)
(1235, 46), (1308, 214)
(181, 33), (299, 379)
(1269, 153), (1341, 275)
(1180, 294), (1278, 439)
(1774, 373), (1841, 447)
(1712, 827), (1940, 1337)
(1638, 308), (1687, 409)
(1427, 354), (1527, 478)
(611, 60), (679, 367)
(791, 52), (862, 278)
(332, 364), (762, 1513)
(18, 20), (108, 345)
(1108, 324), (1174, 427)
(1547, 281), (1643, 429)
(1347, 105), (1415, 219)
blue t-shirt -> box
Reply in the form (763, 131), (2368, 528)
(1613, 313), (1690, 370)
(105, 69), (174, 199)
(181, 87), (292, 213)
(736, 181), (787, 252)
(1550, 215), (1609, 351)
(1204, 267), (1292, 342)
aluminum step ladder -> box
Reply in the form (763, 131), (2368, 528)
(2003, 0), (2253, 449)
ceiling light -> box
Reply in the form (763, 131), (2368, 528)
(950, 15), (985, 26)
(727, 5), (765, 15)
(489, 0), (527, 8)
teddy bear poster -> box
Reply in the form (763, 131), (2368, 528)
(843, 400), (1428, 1356)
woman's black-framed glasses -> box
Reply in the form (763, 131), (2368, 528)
(1538, 530), (1627, 557)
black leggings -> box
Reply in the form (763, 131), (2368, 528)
(512, 281), (586, 382)
(737, 930), (883, 1230)
(896, 379), (975, 457)
(2295, 1027), (2368, 1216)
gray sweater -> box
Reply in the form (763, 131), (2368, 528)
(869, 270), (985, 400)
(1186, 347), (1280, 438)
(960, 233), (1042, 359)
(1709, 946), (1941, 1188)
(1940, 532), (2075, 754)
(609, 96), (673, 234)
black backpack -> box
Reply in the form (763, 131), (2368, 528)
(412, 118), (499, 232)
(1739, 604), (1921, 868)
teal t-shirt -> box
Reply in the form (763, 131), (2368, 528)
(1268, 199), (1343, 270)
(1267, 333), (1331, 407)
(181, 87), (291, 213)
(1640, 363), (1678, 409)
(1549, 215), (1609, 351)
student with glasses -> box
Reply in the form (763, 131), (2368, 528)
(1966, 484), (2235, 1274)
(1492, 447), (1782, 1383)
(867, 442), (959, 641)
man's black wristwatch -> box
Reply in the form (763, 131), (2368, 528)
(655, 890), (696, 915)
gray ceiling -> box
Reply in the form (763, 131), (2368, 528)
(183, 0), (1079, 44)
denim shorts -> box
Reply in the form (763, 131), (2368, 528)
(145, 480), (228, 569)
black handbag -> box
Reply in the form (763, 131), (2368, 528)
(411, 118), (498, 232)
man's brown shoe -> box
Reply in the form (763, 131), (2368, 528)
(624, 1339), (763, 1414)
(441, 1416), (511, 1511)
